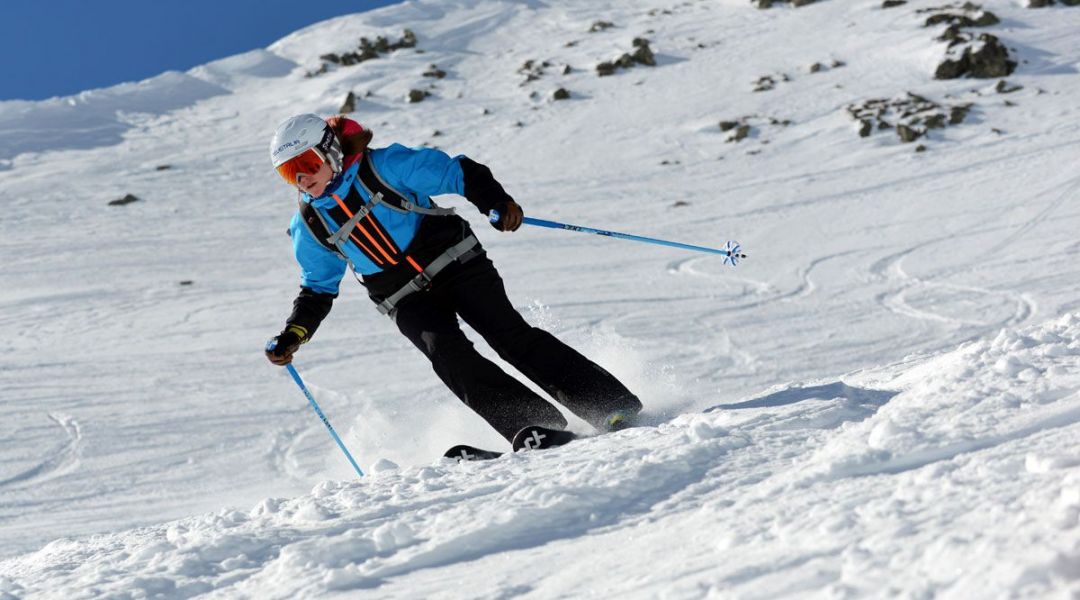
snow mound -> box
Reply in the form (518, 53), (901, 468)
(812, 312), (1080, 480)
(188, 49), (298, 91)
(0, 71), (228, 161)
(3, 315), (1078, 598)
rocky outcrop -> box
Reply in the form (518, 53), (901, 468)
(921, 4), (1015, 79)
(935, 32), (1016, 79)
(596, 38), (657, 76)
(318, 30), (418, 69)
(847, 92), (972, 144)
(719, 115), (791, 144)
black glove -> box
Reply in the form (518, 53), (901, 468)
(265, 325), (306, 366)
(490, 200), (523, 232)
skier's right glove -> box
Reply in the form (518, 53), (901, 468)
(265, 325), (307, 366)
(490, 200), (523, 232)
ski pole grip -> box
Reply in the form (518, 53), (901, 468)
(488, 209), (501, 224)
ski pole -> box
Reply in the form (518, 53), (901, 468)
(489, 210), (746, 265)
(283, 363), (364, 478)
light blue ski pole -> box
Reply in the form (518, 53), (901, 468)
(284, 363), (364, 478)
(489, 210), (746, 265)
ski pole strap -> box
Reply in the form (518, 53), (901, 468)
(376, 234), (481, 316)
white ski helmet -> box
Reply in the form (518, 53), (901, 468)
(269, 113), (344, 173)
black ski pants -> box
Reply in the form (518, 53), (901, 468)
(389, 254), (642, 441)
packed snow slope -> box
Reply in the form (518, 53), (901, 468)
(1, 0), (1078, 597)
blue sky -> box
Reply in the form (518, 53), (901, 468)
(0, 0), (401, 101)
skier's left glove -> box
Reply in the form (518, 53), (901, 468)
(490, 201), (523, 232)
(265, 325), (307, 366)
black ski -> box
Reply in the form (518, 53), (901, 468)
(512, 425), (578, 452)
(444, 444), (503, 462)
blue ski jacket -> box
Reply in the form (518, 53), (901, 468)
(280, 140), (516, 341)
(290, 143), (466, 294)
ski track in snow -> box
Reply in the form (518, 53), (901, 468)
(2, 0), (1080, 597)
(0, 414), (82, 490)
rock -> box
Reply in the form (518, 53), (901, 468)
(339, 91), (357, 114)
(108, 194), (140, 206)
(305, 64), (329, 78)
(882, 0), (907, 7)
(155, 165), (171, 171)
(562, 65), (573, 75)
(589, 20), (615, 32)
(925, 11), (999, 28)
(719, 120), (740, 131)
(755, 0), (815, 6)
(673, 200), (691, 207)
(925, 114), (947, 129)
(809, 62), (824, 73)
(631, 39), (657, 66)
(858, 119), (873, 137)
(935, 34), (1016, 79)
(179, 280), (194, 286)
(915, 144), (928, 152)
(553, 88), (571, 100)
(831, 59), (847, 68)
(398, 29), (418, 49)
(995, 79), (1023, 93)
(949, 104), (972, 123)
(407, 89), (431, 103)
(596, 39), (658, 76)
(423, 65), (447, 79)
(753, 75), (776, 92)
(728, 124), (752, 142)
(896, 124), (924, 142)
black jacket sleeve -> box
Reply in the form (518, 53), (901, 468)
(459, 157), (516, 215)
(284, 287), (336, 342)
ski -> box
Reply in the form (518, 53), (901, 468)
(512, 425), (578, 452)
(444, 444), (503, 462)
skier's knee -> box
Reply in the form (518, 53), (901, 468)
(420, 330), (473, 359)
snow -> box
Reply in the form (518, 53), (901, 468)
(1, 0), (1079, 597)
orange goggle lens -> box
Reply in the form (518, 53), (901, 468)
(275, 148), (326, 186)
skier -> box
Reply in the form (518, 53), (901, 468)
(264, 113), (641, 452)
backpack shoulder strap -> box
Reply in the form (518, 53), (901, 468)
(297, 200), (348, 259)
(357, 153), (456, 217)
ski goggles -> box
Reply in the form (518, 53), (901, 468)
(275, 148), (327, 187)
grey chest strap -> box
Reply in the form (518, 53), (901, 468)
(376, 235), (482, 316)
(327, 193), (379, 246)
